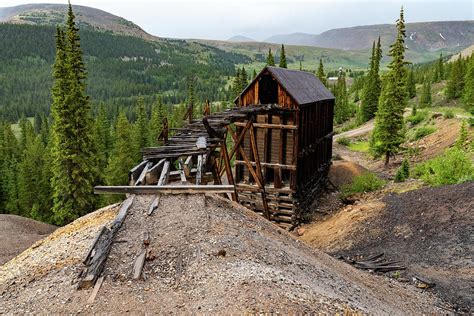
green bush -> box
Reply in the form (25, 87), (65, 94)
(336, 136), (351, 146)
(406, 111), (428, 125)
(443, 110), (455, 119)
(412, 126), (436, 140)
(413, 148), (474, 186)
(394, 158), (410, 182)
(340, 172), (386, 197)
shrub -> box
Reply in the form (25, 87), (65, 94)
(340, 172), (386, 197)
(406, 111), (428, 125)
(443, 110), (455, 119)
(412, 126), (436, 140)
(394, 158), (410, 182)
(413, 148), (474, 186)
(336, 136), (351, 146)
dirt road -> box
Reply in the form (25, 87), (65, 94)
(333, 120), (374, 140)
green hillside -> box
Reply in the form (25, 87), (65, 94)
(0, 24), (250, 122)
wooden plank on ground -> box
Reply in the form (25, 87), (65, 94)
(147, 195), (161, 216)
(87, 276), (105, 304)
(133, 249), (147, 280)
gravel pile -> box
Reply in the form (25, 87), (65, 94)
(0, 194), (445, 314)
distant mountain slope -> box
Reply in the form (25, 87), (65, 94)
(0, 3), (159, 40)
(265, 21), (474, 52)
(227, 35), (256, 42)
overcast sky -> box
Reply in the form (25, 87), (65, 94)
(1, 0), (473, 40)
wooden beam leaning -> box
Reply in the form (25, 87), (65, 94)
(221, 142), (238, 202)
(135, 161), (152, 186)
(78, 196), (135, 289)
(178, 159), (187, 184)
(94, 185), (236, 195)
(196, 155), (203, 185)
(157, 160), (171, 186)
(234, 161), (296, 171)
(248, 121), (270, 220)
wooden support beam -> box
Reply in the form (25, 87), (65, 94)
(196, 155), (203, 185)
(234, 161), (296, 171)
(178, 159), (187, 184)
(135, 161), (152, 186)
(233, 122), (297, 130)
(94, 185), (236, 195)
(183, 156), (193, 177)
(129, 160), (148, 185)
(221, 143), (238, 202)
(146, 158), (166, 184)
(249, 122), (270, 220)
(157, 160), (171, 186)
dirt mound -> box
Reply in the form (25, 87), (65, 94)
(302, 181), (474, 313)
(0, 194), (446, 314)
(329, 161), (369, 188)
(0, 215), (56, 265)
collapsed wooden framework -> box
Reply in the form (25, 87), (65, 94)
(95, 67), (335, 229)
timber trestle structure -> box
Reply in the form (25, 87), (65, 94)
(95, 104), (302, 228)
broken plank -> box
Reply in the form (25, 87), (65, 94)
(147, 195), (161, 216)
(87, 276), (105, 304)
(133, 249), (147, 280)
(157, 160), (171, 186)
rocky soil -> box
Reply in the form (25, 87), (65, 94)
(0, 194), (447, 314)
(302, 181), (474, 313)
(0, 214), (56, 265)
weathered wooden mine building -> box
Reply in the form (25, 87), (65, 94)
(97, 66), (334, 229)
(233, 66), (335, 225)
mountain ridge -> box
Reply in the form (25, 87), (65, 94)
(0, 3), (160, 41)
(264, 20), (474, 52)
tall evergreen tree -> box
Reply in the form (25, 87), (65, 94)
(106, 112), (136, 201)
(406, 68), (416, 98)
(438, 53), (444, 80)
(149, 96), (165, 145)
(252, 69), (257, 79)
(462, 53), (474, 114)
(132, 96), (149, 162)
(334, 73), (351, 124)
(360, 38), (383, 122)
(317, 59), (327, 86)
(94, 102), (110, 178)
(241, 67), (248, 88)
(419, 80), (432, 108)
(447, 56), (465, 99)
(50, 4), (98, 225)
(266, 48), (275, 66)
(371, 8), (408, 166)
(232, 68), (242, 97)
(279, 44), (287, 68)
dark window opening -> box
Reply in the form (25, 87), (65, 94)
(259, 74), (278, 104)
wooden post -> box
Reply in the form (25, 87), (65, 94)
(203, 99), (211, 116)
(158, 117), (169, 144)
(221, 141), (238, 202)
(249, 121), (270, 219)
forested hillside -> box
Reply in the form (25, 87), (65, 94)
(0, 24), (250, 122)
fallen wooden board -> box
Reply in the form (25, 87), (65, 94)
(94, 185), (235, 195)
(87, 276), (105, 304)
(133, 249), (147, 280)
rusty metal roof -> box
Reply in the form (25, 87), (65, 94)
(235, 66), (334, 106)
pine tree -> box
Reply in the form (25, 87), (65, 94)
(447, 56), (465, 100)
(241, 67), (248, 88)
(149, 96), (165, 145)
(132, 96), (149, 162)
(252, 69), (257, 79)
(266, 48), (275, 66)
(94, 102), (110, 178)
(50, 4), (98, 225)
(299, 60), (303, 71)
(406, 68), (416, 98)
(279, 44), (287, 68)
(232, 68), (242, 97)
(360, 38), (383, 122)
(371, 8), (408, 166)
(106, 112), (136, 201)
(0, 124), (20, 214)
(462, 53), (474, 114)
(419, 80), (432, 108)
(455, 120), (468, 150)
(334, 73), (350, 124)
(317, 59), (327, 86)
(438, 53), (444, 80)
